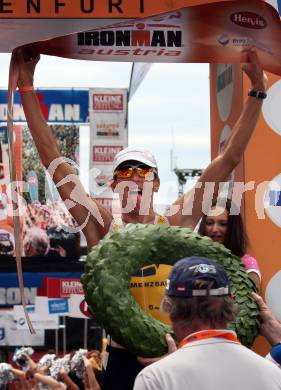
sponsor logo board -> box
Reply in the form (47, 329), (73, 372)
(93, 93), (124, 111)
(94, 121), (123, 138)
(14, 305), (59, 330)
(48, 298), (69, 314)
(230, 12), (267, 29)
(0, 89), (89, 124)
(47, 278), (83, 298)
(69, 294), (92, 318)
(93, 145), (123, 163)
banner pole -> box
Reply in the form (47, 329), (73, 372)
(83, 318), (88, 349)
(63, 316), (67, 355)
(55, 329), (58, 355)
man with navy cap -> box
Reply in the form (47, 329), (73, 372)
(134, 256), (281, 390)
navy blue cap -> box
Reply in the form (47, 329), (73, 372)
(166, 256), (230, 297)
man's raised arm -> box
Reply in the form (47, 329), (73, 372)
(15, 49), (112, 249)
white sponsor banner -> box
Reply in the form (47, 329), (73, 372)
(89, 115), (127, 141)
(0, 310), (44, 346)
(89, 88), (128, 205)
(89, 88), (127, 142)
(13, 305), (60, 330)
(35, 296), (69, 316)
(68, 294), (91, 319)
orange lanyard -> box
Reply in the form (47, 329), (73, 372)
(178, 330), (240, 349)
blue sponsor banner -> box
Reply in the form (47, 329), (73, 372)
(48, 298), (69, 314)
(0, 89), (89, 124)
(0, 271), (82, 307)
(27, 306), (35, 313)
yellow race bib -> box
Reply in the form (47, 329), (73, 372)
(130, 264), (171, 325)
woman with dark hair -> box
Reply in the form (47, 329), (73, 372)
(198, 198), (261, 290)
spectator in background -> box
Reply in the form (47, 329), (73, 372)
(24, 201), (80, 257)
(23, 227), (50, 256)
(0, 229), (15, 256)
(11, 367), (28, 390)
(0, 194), (8, 221)
(198, 198), (261, 290)
(82, 355), (100, 390)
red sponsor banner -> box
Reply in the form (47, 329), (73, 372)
(93, 145), (123, 163)
(93, 93), (124, 111)
(46, 278), (83, 298)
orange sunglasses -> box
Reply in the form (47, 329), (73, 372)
(115, 165), (157, 179)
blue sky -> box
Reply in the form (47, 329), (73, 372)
(0, 54), (210, 206)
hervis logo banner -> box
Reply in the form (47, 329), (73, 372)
(19, 0), (281, 75)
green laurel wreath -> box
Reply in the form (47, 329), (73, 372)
(81, 224), (260, 357)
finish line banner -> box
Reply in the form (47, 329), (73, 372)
(0, 0), (231, 18)
(0, 89), (89, 124)
(22, 0), (281, 76)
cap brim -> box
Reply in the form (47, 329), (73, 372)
(113, 152), (157, 172)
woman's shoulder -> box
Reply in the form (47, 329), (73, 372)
(241, 253), (258, 263)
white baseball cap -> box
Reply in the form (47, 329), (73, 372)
(113, 146), (158, 173)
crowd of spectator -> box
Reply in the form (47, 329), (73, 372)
(0, 347), (101, 389)
(23, 200), (80, 257)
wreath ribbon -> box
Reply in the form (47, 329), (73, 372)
(7, 51), (35, 333)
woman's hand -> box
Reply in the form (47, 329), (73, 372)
(241, 49), (267, 91)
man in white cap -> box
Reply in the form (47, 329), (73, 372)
(134, 256), (281, 390)
(16, 49), (266, 389)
